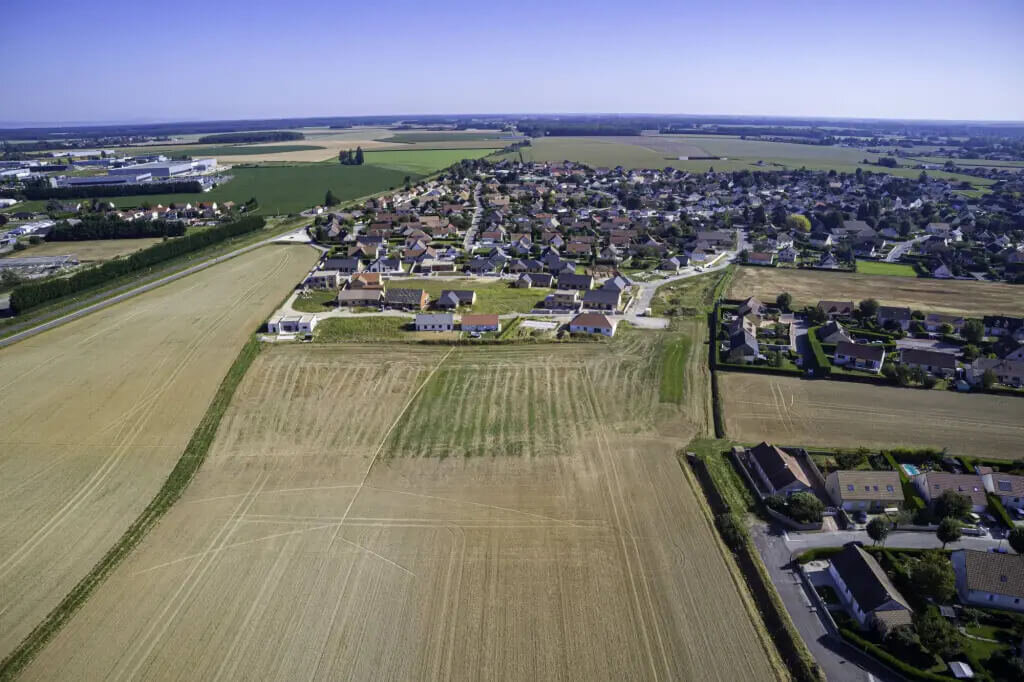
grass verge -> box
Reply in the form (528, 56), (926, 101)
(0, 336), (263, 680)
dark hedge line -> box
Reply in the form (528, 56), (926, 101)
(197, 131), (303, 143)
(10, 216), (265, 313)
(48, 216), (185, 241)
(16, 181), (202, 200)
(839, 628), (950, 681)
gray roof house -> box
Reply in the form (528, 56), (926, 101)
(829, 543), (913, 634)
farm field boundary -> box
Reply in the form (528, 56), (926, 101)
(0, 336), (264, 680)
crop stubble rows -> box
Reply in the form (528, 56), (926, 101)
(0, 245), (318, 661)
(23, 338), (775, 681)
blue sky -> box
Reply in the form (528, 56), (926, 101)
(2, 0), (1022, 125)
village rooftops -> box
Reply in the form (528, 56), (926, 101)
(818, 300), (855, 316)
(958, 550), (1024, 599)
(831, 543), (912, 614)
(747, 442), (810, 492)
(836, 341), (885, 362)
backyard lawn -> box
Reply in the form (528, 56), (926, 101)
(855, 260), (918, 277)
(399, 278), (549, 314)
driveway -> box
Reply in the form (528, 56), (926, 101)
(751, 523), (903, 682)
(885, 236), (926, 263)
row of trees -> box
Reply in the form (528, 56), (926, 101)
(339, 147), (364, 165)
(10, 216), (265, 313)
(197, 130), (303, 144)
(11, 180), (202, 201)
(48, 215), (185, 241)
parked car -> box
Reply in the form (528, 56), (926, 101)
(854, 510), (868, 524)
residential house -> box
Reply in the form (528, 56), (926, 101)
(324, 257), (364, 275)
(304, 269), (341, 289)
(747, 251), (775, 266)
(582, 288), (622, 312)
(819, 320), (852, 344)
(983, 315), (1024, 339)
(737, 296), (766, 318)
(818, 300), (855, 318)
(826, 471), (904, 512)
(925, 313), (965, 334)
(778, 245), (799, 263)
(900, 348), (956, 377)
(348, 272), (384, 290)
(913, 472), (988, 513)
(951, 550), (1024, 613)
(384, 288), (429, 311)
(834, 341), (885, 373)
(436, 290), (477, 310)
(878, 306), (912, 331)
(461, 314), (501, 333)
(545, 290), (580, 310)
(415, 313), (454, 332)
(337, 289), (383, 307)
(981, 472), (1024, 513)
(745, 442), (811, 496)
(728, 327), (759, 363)
(569, 312), (618, 337)
(557, 273), (594, 291)
(514, 272), (553, 289)
(659, 256), (686, 272)
(829, 543), (913, 634)
(366, 257), (402, 275)
(267, 314), (318, 335)
(966, 358), (1024, 388)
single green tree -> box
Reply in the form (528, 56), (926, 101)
(937, 517), (962, 549)
(934, 490), (971, 520)
(981, 368), (997, 390)
(867, 517), (890, 546)
(859, 298), (880, 318)
(1008, 526), (1024, 555)
(914, 608), (960, 657)
(324, 190), (339, 207)
(912, 551), (956, 602)
(775, 292), (792, 311)
(785, 213), (811, 233)
(355, 146), (364, 165)
(962, 319), (984, 345)
(787, 492), (824, 524)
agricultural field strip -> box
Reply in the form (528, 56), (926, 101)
(719, 374), (1024, 458)
(23, 340), (775, 681)
(0, 245), (317, 660)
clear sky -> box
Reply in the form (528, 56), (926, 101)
(2, 0), (1022, 125)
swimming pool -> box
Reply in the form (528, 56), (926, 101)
(901, 463), (921, 477)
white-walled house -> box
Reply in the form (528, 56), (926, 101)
(267, 314), (317, 334)
(833, 341), (885, 373)
(829, 543), (913, 634)
(981, 472), (1024, 512)
(952, 550), (1024, 613)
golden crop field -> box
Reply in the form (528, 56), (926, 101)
(0, 245), (317, 660)
(729, 266), (1024, 316)
(1, 238), (163, 263)
(719, 373), (1024, 458)
(24, 336), (778, 681)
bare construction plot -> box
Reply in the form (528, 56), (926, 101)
(720, 373), (1024, 458)
(25, 337), (778, 681)
(0, 244), (317, 659)
(729, 266), (1023, 316)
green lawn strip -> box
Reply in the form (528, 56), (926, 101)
(0, 335), (263, 680)
(362, 149), (495, 175)
(313, 316), (408, 342)
(291, 289), (337, 313)
(855, 260), (918, 277)
(0, 217), (307, 341)
(658, 334), (691, 404)
(399, 278), (548, 315)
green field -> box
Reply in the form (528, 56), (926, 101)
(508, 136), (996, 193)
(166, 144), (326, 157)
(399, 277), (549, 314)
(363, 148), (496, 174)
(313, 317), (408, 342)
(855, 260), (918, 277)
(382, 132), (517, 144)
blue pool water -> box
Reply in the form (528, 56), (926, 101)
(901, 463), (921, 476)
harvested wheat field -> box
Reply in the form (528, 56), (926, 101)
(720, 373), (1024, 457)
(729, 266), (1023, 316)
(24, 335), (778, 682)
(0, 245), (317, 660)
(1, 238), (164, 263)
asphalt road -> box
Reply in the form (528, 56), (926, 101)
(0, 230), (306, 350)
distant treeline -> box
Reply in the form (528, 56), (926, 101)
(197, 131), (305, 144)
(49, 216), (186, 241)
(12, 181), (202, 200)
(10, 216), (265, 313)
(517, 122), (642, 137)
